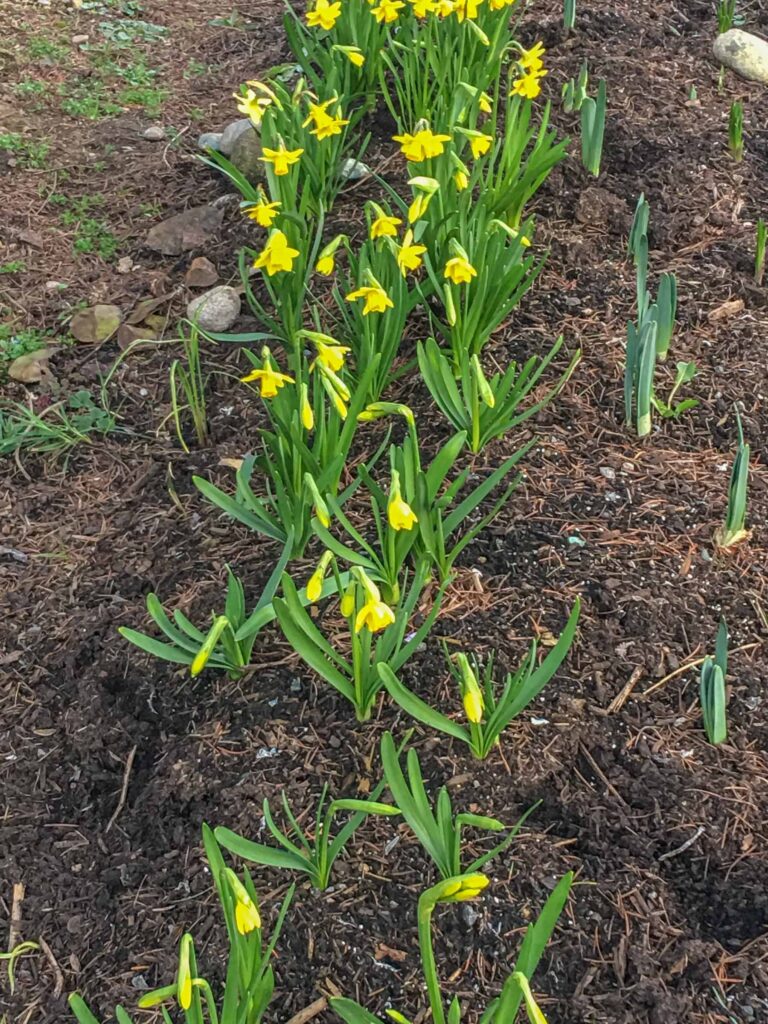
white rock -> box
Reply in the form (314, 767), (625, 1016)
(142, 125), (166, 141)
(219, 118), (254, 156)
(186, 286), (241, 333)
(197, 131), (223, 152)
(713, 29), (768, 85)
(340, 158), (371, 181)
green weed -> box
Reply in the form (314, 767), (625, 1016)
(0, 325), (51, 376)
(0, 261), (26, 274)
(0, 133), (50, 168)
(50, 194), (120, 261)
(25, 37), (69, 62)
(0, 390), (117, 460)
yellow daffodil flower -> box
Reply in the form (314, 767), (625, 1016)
(488, 0), (515, 8)
(240, 365), (294, 398)
(346, 284), (394, 315)
(410, 0), (437, 15)
(454, 168), (469, 190)
(316, 253), (335, 274)
(451, 874), (490, 901)
(234, 88), (271, 126)
(355, 595), (396, 633)
(408, 192), (432, 223)
(435, 0), (454, 13)
(253, 229), (300, 275)
(479, 91), (493, 113)
(519, 40), (545, 72)
(303, 97), (349, 140)
(451, 0), (482, 21)
(224, 870), (262, 935)
(396, 230), (427, 276)
(469, 133), (492, 159)
(393, 128), (452, 162)
(261, 144), (304, 176)
(306, 551), (333, 603)
(444, 255), (477, 284)
(306, 0), (342, 29)
(511, 67), (547, 100)
(371, 0), (405, 22)
(243, 199), (281, 228)
(371, 212), (402, 239)
(313, 339), (350, 372)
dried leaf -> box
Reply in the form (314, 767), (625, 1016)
(219, 457), (244, 471)
(374, 944), (407, 963)
(708, 298), (744, 323)
(127, 292), (175, 326)
(71, 304), (122, 344)
(8, 347), (56, 382)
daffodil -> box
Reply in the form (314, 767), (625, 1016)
(407, 175), (439, 223)
(177, 935), (194, 1011)
(451, 0), (482, 21)
(303, 97), (349, 140)
(346, 283), (394, 315)
(306, 0), (342, 29)
(261, 143), (304, 176)
(340, 581), (356, 617)
(306, 551), (333, 603)
(512, 972), (550, 1024)
(472, 354), (496, 408)
(371, 0), (405, 22)
(393, 128), (452, 162)
(454, 168), (469, 190)
(243, 198), (281, 227)
(190, 616), (230, 677)
(518, 40), (546, 73)
(335, 44), (366, 66)
(468, 132), (492, 159)
(234, 88), (271, 126)
(223, 869), (262, 935)
(410, 0), (437, 15)
(435, 0), (454, 14)
(240, 362), (294, 398)
(253, 229), (300, 275)
(370, 211), (402, 239)
(316, 253), (335, 274)
(444, 254), (477, 284)
(305, 473), (331, 527)
(388, 472), (418, 530)
(353, 572), (396, 634)
(313, 338), (350, 372)
(511, 67), (547, 100)
(488, 0), (515, 8)
(396, 230), (427, 276)
(300, 383), (314, 430)
(478, 91), (493, 113)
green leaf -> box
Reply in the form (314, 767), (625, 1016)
(68, 995), (103, 1024)
(331, 998), (388, 1024)
(118, 627), (195, 666)
(213, 826), (312, 873)
(380, 665), (470, 744)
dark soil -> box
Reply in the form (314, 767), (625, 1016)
(2, 1), (768, 1024)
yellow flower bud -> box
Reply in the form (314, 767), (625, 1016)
(176, 935), (194, 1010)
(300, 384), (314, 430)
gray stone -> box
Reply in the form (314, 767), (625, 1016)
(713, 29), (768, 85)
(142, 125), (166, 141)
(185, 256), (219, 288)
(229, 128), (264, 183)
(219, 118), (254, 156)
(197, 131), (223, 152)
(145, 205), (224, 256)
(186, 286), (241, 333)
(340, 157), (371, 181)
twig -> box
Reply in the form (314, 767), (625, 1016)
(38, 936), (64, 998)
(578, 743), (628, 807)
(8, 882), (25, 950)
(640, 642), (761, 698)
(105, 745), (137, 834)
(607, 665), (644, 714)
(658, 826), (705, 862)
(285, 996), (328, 1024)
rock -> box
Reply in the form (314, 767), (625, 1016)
(197, 131), (223, 152)
(219, 118), (254, 156)
(714, 29), (768, 85)
(145, 205), (224, 256)
(71, 304), (122, 344)
(142, 125), (166, 141)
(340, 157), (371, 181)
(72, 34), (89, 44)
(186, 286), (241, 332)
(185, 256), (219, 288)
(229, 128), (263, 183)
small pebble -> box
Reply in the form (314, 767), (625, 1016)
(142, 126), (166, 142)
(72, 34), (89, 44)
(599, 466), (616, 481)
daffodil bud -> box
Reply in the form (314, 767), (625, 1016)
(340, 581), (356, 617)
(224, 869), (262, 935)
(304, 473), (330, 528)
(471, 355), (496, 409)
(300, 383), (314, 430)
(306, 551), (333, 603)
(511, 972), (550, 1024)
(176, 934), (195, 1010)
(465, 18), (490, 44)
(425, 872), (490, 909)
(444, 283), (457, 326)
(357, 401), (415, 426)
(321, 376), (348, 419)
(190, 616), (230, 677)
(454, 652), (484, 723)
(388, 470), (418, 531)
(315, 233), (345, 275)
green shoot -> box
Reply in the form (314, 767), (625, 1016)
(700, 618), (729, 745)
(755, 218), (766, 285)
(214, 781), (400, 890)
(715, 407), (750, 548)
(728, 101), (744, 161)
(0, 390), (116, 460)
(651, 361), (698, 419)
(717, 0), (739, 33)
(580, 79), (607, 177)
(562, 60), (589, 113)
(1, 942), (39, 996)
(169, 321), (209, 451)
(564, 0), (576, 31)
